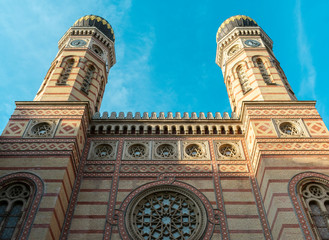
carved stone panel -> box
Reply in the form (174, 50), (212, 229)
(123, 141), (151, 160)
(273, 119), (309, 138)
(152, 141), (180, 160)
(214, 141), (244, 160)
(182, 141), (210, 160)
(88, 141), (118, 160)
(23, 119), (59, 138)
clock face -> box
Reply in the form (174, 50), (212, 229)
(70, 39), (87, 47)
(244, 39), (261, 47)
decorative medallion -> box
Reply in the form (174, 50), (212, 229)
(23, 119), (59, 138)
(182, 141), (210, 160)
(153, 141), (180, 160)
(88, 141), (118, 160)
(273, 119), (309, 138)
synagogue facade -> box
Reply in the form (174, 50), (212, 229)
(0, 14), (329, 240)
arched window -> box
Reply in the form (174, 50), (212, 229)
(139, 126), (144, 134)
(256, 58), (272, 84)
(212, 126), (217, 134)
(236, 65), (252, 94)
(180, 126), (185, 134)
(123, 126), (128, 134)
(106, 126), (111, 134)
(81, 65), (95, 94)
(0, 183), (31, 239)
(147, 126), (152, 134)
(58, 59), (74, 85)
(163, 126), (168, 134)
(205, 126), (209, 135)
(301, 182), (329, 239)
(155, 126), (160, 134)
(98, 126), (103, 134)
(171, 126), (176, 134)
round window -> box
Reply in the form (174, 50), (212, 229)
(219, 144), (237, 157)
(128, 144), (146, 158)
(31, 122), (52, 137)
(156, 144), (174, 158)
(185, 144), (203, 158)
(95, 144), (113, 158)
(279, 122), (299, 135)
(125, 186), (207, 240)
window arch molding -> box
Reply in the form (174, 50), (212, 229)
(116, 180), (217, 240)
(289, 172), (329, 240)
(0, 172), (44, 240)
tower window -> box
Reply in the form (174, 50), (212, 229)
(237, 65), (252, 94)
(0, 183), (30, 240)
(256, 58), (272, 84)
(302, 182), (329, 239)
(81, 65), (95, 94)
(57, 59), (74, 85)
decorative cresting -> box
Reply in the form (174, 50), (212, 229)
(124, 185), (208, 240)
(73, 15), (115, 42)
(289, 172), (329, 240)
(216, 15), (258, 42)
(0, 172), (44, 240)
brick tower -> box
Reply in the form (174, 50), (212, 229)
(0, 15), (116, 239)
(1, 14), (329, 240)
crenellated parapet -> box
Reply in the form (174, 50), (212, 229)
(89, 111), (243, 135)
(92, 111), (238, 120)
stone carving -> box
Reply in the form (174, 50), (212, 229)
(88, 141), (118, 160)
(273, 119), (309, 138)
(214, 141), (244, 160)
(153, 141), (180, 160)
(182, 141), (210, 160)
(123, 141), (151, 160)
(24, 119), (59, 138)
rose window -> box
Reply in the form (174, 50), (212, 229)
(128, 144), (146, 158)
(156, 144), (174, 158)
(185, 144), (203, 158)
(279, 122), (299, 135)
(31, 122), (52, 137)
(126, 187), (207, 240)
(219, 144), (237, 157)
(95, 144), (113, 158)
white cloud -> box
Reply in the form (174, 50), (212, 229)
(295, 0), (317, 99)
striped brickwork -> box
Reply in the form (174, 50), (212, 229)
(34, 47), (107, 115)
(59, 136), (273, 240)
(0, 101), (89, 239)
(243, 101), (329, 239)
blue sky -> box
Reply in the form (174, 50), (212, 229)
(0, 0), (328, 132)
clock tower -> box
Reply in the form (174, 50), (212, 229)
(34, 15), (116, 114)
(215, 15), (296, 116)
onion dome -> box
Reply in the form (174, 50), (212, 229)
(73, 15), (115, 42)
(216, 15), (257, 42)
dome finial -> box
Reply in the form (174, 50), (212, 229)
(73, 15), (115, 42)
(216, 15), (258, 42)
